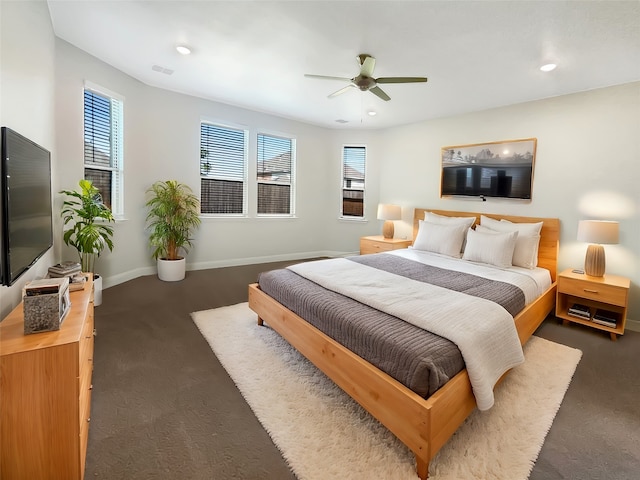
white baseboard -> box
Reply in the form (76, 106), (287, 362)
(100, 251), (357, 290)
(626, 318), (640, 333)
(188, 250), (353, 272)
(102, 266), (156, 289)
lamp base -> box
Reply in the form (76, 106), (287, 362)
(382, 221), (394, 239)
(584, 244), (605, 277)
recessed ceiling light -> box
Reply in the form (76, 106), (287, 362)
(176, 45), (191, 55)
(540, 63), (557, 72)
(367, 110), (377, 116)
(335, 119), (349, 124)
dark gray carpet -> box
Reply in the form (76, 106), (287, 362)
(86, 261), (640, 479)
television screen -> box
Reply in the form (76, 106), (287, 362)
(1, 127), (53, 286)
(440, 138), (536, 200)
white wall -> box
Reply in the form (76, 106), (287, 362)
(379, 82), (640, 320)
(0, 1), (57, 318)
(54, 39), (379, 290)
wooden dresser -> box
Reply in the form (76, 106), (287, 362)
(1, 278), (94, 479)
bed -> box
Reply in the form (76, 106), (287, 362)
(248, 209), (559, 479)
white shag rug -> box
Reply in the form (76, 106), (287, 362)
(192, 302), (582, 480)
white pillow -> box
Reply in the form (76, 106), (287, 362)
(413, 220), (468, 258)
(425, 212), (476, 252)
(462, 228), (518, 268)
(425, 211), (476, 229)
(475, 224), (498, 234)
(479, 215), (542, 269)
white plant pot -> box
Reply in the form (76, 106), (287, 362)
(157, 257), (186, 282)
(93, 273), (103, 306)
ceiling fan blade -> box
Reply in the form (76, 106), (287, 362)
(304, 74), (352, 82)
(376, 77), (428, 84)
(358, 54), (376, 77)
(369, 86), (390, 101)
(328, 84), (356, 99)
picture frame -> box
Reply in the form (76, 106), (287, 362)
(440, 138), (537, 200)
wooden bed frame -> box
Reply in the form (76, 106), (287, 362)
(248, 209), (559, 479)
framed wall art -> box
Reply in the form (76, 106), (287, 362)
(440, 138), (537, 200)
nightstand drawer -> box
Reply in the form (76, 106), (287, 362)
(360, 239), (395, 254)
(359, 236), (412, 255)
(559, 278), (627, 307)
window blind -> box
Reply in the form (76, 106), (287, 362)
(83, 89), (123, 214)
(257, 134), (293, 215)
(342, 146), (366, 217)
(200, 123), (247, 214)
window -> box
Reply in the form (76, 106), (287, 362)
(256, 133), (295, 215)
(200, 123), (247, 214)
(342, 146), (366, 218)
(83, 87), (124, 216)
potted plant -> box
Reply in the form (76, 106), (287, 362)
(60, 179), (115, 304)
(145, 180), (201, 281)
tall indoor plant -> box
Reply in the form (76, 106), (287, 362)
(145, 180), (201, 281)
(60, 179), (115, 273)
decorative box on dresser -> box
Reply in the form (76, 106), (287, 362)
(360, 235), (412, 255)
(556, 268), (630, 341)
(1, 277), (94, 480)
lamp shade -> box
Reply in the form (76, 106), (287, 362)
(577, 220), (619, 245)
(377, 204), (401, 221)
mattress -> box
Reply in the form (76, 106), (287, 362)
(258, 250), (550, 400)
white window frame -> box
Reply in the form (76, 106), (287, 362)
(340, 144), (366, 220)
(256, 131), (296, 217)
(199, 120), (249, 217)
(83, 81), (124, 217)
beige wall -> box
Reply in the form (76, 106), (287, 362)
(378, 83), (640, 320)
(0, 1), (57, 318)
(53, 39), (380, 290)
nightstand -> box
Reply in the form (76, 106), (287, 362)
(360, 235), (412, 255)
(556, 268), (630, 341)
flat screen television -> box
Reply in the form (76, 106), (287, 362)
(440, 138), (536, 200)
(1, 127), (53, 286)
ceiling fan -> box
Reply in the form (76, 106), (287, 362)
(305, 53), (428, 102)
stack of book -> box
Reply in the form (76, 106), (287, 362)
(48, 262), (81, 278)
(592, 309), (619, 328)
(48, 262), (87, 291)
(567, 303), (591, 320)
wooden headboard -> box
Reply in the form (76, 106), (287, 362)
(412, 208), (560, 282)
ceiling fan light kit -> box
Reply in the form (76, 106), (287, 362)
(305, 53), (427, 102)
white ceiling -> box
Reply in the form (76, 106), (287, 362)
(47, 1), (640, 129)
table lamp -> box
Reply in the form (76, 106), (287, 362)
(377, 204), (401, 239)
(577, 220), (619, 277)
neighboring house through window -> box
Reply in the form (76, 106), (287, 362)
(342, 145), (366, 218)
(200, 122), (248, 215)
(83, 84), (124, 216)
(257, 133), (295, 215)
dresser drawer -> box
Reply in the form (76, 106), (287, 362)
(558, 277), (627, 307)
(79, 386), (92, 477)
(79, 316), (94, 360)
